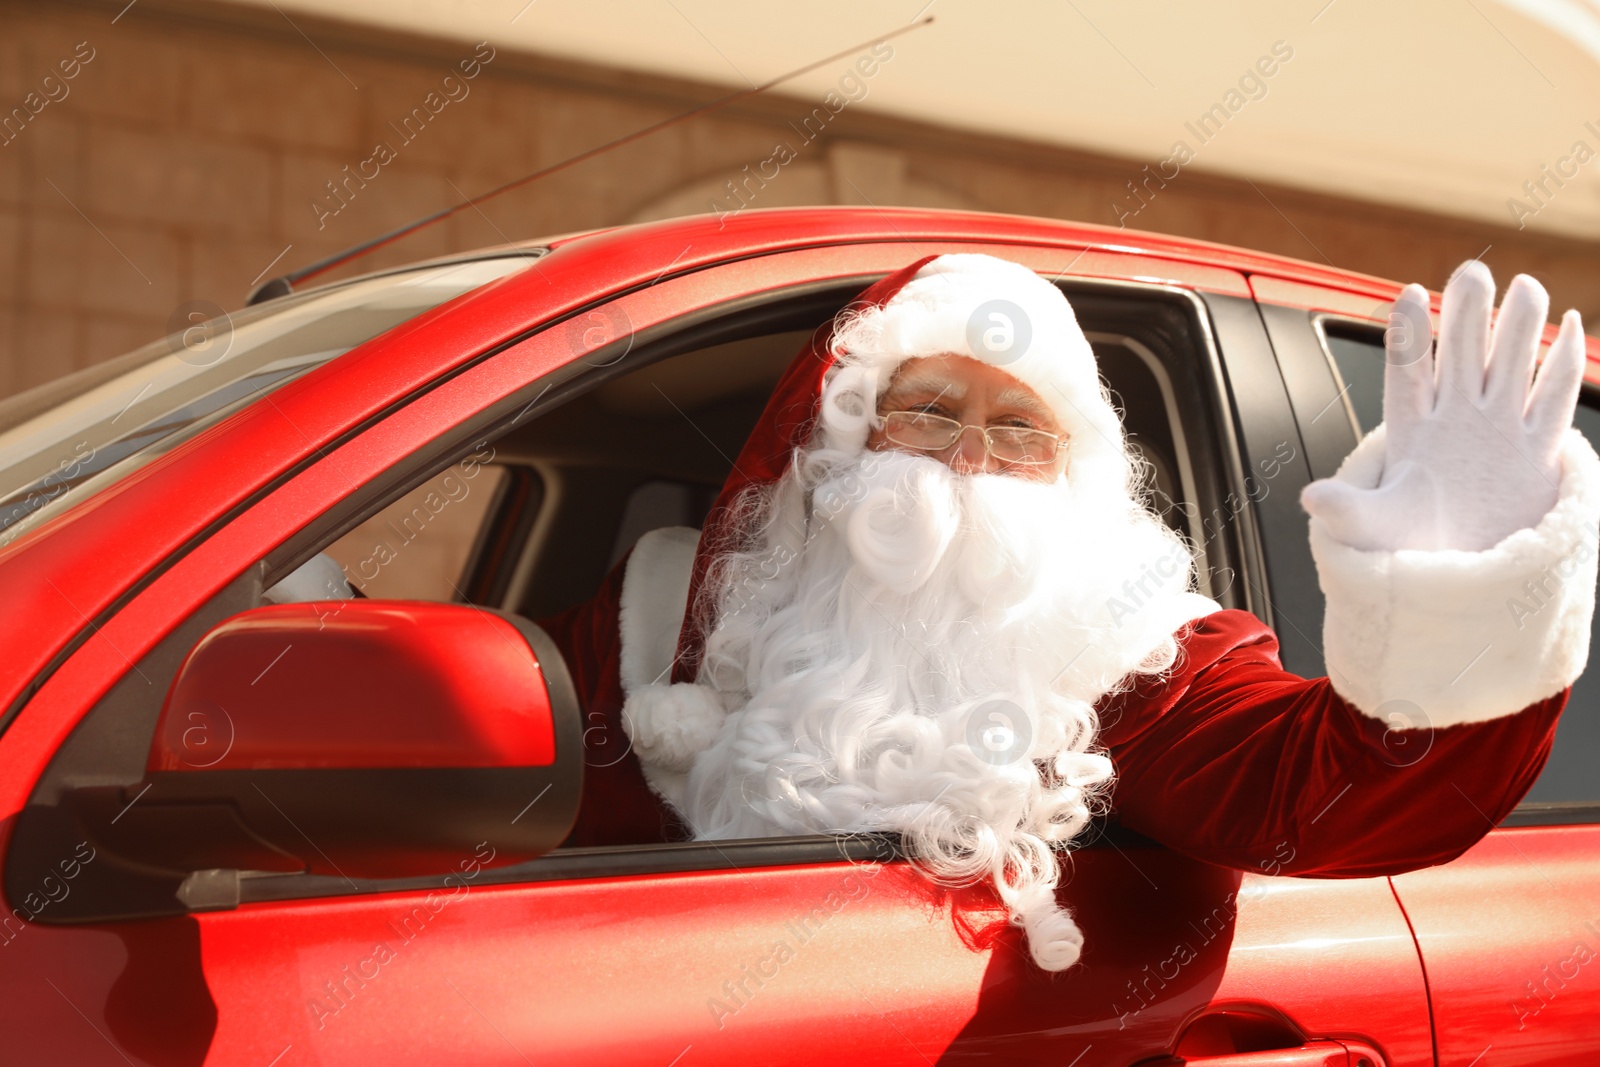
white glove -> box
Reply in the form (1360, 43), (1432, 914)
(1301, 260), (1587, 553)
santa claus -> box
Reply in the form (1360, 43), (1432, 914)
(538, 252), (1600, 972)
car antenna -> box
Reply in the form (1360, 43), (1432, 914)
(248, 17), (934, 305)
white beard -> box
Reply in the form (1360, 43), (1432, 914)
(681, 444), (1212, 971)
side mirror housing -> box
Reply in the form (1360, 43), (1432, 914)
(12, 599), (582, 919)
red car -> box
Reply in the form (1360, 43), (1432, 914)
(0, 207), (1595, 1066)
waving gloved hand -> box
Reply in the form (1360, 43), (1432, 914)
(1301, 261), (1588, 553)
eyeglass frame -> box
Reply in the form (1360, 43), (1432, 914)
(870, 409), (1066, 468)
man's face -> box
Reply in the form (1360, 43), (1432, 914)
(866, 354), (1067, 482)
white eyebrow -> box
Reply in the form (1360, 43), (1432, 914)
(994, 385), (1055, 425)
(883, 368), (966, 403)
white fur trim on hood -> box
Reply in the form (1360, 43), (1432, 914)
(818, 253), (1135, 506)
(617, 525), (723, 808)
(872, 254), (1107, 436)
(1310, 424), (1600, 728)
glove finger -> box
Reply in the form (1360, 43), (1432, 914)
(1300, 478), (1380, 550)
(1436, 260), (1495, 404)
(1484, 274), (1550, 414)
(1303, 460), (1443, 552)
(1524, 308), (1587, 460)
(1382, 285), (1435, 437)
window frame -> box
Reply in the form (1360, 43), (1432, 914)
(24, 254), (1260, 916)
(251, 275), (1256, 906)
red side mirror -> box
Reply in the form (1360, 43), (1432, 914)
(151, 600), (560, 771)
(68, 600), (582, 881)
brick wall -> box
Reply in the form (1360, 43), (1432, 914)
(2, 0), (1597, 399)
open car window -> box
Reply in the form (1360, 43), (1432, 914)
(262, 282), (1236, 858)
(27, 269), (1248, 920)
(520, 305), (1228, 854)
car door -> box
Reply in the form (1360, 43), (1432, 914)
(6, 228), (1429, 1066)
(1256, 275), (1600, 1065)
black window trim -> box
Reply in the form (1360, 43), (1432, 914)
(231, 820), (1166, 907)
(1309, 311), (1386, 440)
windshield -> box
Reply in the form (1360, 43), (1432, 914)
(0, 255), (535, 547)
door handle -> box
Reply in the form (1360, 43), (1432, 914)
(1142, 1038), (1386, 1066)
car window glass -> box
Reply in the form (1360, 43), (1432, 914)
(321, 454), (508, 601)
(1321, 329), (1385, 433)
(1526, 397), (1600, 806)
(0, 256), (532, 547)
(1317, 323), (1600, 811)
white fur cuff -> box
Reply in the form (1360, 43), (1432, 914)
(621, 682), (725, 772)
(1310, 426), (1600, 727)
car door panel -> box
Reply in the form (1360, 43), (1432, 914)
(183, 846), (1428, 1066)
(194, 862), (989, 1066)
(5, 914), (219, 1066)
(1390, 808), (1600, 1064)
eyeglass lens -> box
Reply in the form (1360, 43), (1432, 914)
(883, 412), (1058, 464)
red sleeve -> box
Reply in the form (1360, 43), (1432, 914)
(535, 556), (687, 847)
(1097, 609), (1567, 878)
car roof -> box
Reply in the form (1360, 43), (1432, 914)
(529, 206), (1600, 376)
(285, 204), (1595, 375)
(540, 205), (1386, 290)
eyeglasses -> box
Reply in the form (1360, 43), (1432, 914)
(877, 410), (1064, 467)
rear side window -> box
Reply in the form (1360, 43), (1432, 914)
(1321, 330), (1385, 432)
(1317, 323), (1600, 814)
